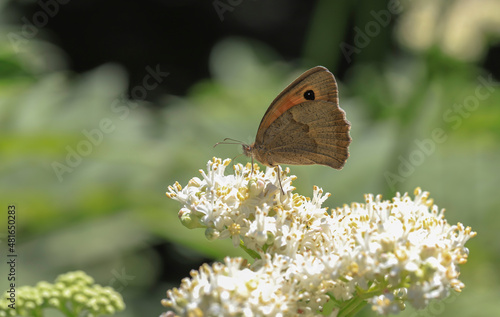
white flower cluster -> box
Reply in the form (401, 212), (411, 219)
(163, 158), (476, 316)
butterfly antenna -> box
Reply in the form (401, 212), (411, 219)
(213, 138), (244, 148)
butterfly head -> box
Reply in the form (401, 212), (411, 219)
(243, 142), (270, 168)
(242, 143), (253, 158)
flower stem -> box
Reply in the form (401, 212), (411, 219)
(338, 295), (368, 317)
(239, 240), (261, 260)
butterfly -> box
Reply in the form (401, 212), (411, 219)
(216, 66), (351, 191)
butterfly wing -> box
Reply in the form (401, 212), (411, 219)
(255, 66), (339, 144)
(254, 100), (351, 168)
(252, 66), (351, 169)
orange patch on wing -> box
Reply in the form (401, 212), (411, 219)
(259, 95), (303, 132)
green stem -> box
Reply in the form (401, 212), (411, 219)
(338, 295), (367, 317)
(337, 283), (387, 317)
(239, 240), (261, 260)
(58, 300), (77, 317)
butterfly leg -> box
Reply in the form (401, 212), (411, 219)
(274, 165), (284, 195)
(251, 157), (255, 176)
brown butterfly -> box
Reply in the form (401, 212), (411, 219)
(217, 66), (351, 190)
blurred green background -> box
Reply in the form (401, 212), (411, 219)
(1, 0), (499, 316)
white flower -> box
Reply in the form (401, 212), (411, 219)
(163, 158), (476, 316)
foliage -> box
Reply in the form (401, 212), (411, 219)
(0, 271), (125, 317)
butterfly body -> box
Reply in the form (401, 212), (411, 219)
(243, 66), (351, 169)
